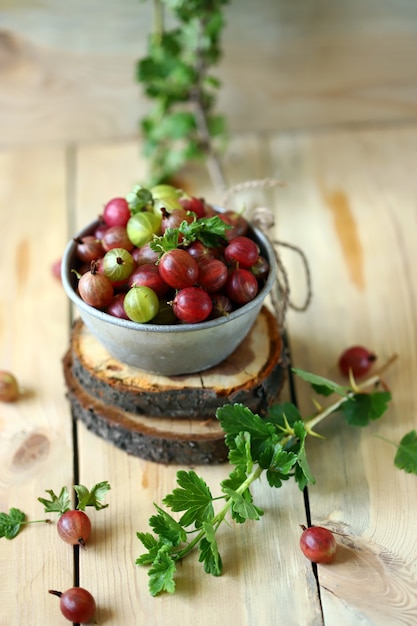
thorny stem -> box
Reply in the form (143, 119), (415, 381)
(305, 354), (398, 433)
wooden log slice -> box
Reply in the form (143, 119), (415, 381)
(68, 306), (287, 419)
(62, 307), (288, 464)
(63, 355), (229, 464)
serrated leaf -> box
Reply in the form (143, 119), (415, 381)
(178, 215), (230, 248)
(149, 504), (187, 546)
(38, 487), (71, 515)
(266, 402), (303, 429)
(74, 481), (110, 511)
(228, 431), (253, 473)
(263, 445), (298, 487)
(148, 545), (177, 596)
(394, 430), (417, 474)
(340, 391), (391, 427)
(293, 368), (349, 397)
(136, 532), (164, 565)
(0, 508), (26, 539)
(198, 522), (223, 576)
(222, 487), (264, 521)
(162, 470), (214, 528)
(216, 403), (278, 461)
(149, 227), (180, 255)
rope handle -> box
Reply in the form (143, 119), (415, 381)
(220, 179), (313, 328)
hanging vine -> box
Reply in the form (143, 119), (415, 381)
(136, 0), (230, 191)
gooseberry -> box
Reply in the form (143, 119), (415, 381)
(49, 587), (96, 623)
(124, 285), (159, 323)
(102, 196), (130, 227)
(338, 346), (377, 378)
(57, 509), (92, 547)
(101, 225), (134, 252)
(224, 235), (259, 268)
(102, 248), (135, 284)
(300, 525), (337, 564)
(0, 370), (19, 402)
(172, 287), (213, 323)
(226, 267), (259, 305)
(126, 212), (161, 247)
(78, 261), (114, 308)
(158, 249), (199, 290)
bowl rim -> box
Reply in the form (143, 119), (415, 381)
(61, 216), (277, 334)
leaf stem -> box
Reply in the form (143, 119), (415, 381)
(304, 354), (398, 432)
(173, 465), (264, 562)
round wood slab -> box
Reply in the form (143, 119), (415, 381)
(63, 307), (287, 465)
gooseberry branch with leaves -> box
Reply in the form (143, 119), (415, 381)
(135, 357), (417, 596)
(137, 0), (230, 190)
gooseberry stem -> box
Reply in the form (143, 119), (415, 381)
(305, 353), (398, 433)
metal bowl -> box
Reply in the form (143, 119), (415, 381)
(61, 218), (277, 376)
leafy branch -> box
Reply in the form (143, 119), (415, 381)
(0, 481), (111, 541)
(38, 481), (111, 515)
(136, 356), (417, 596)
(137, 0), (230, 190)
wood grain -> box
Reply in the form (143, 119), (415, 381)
(1, 122), (417, 623)
(2, 0), (417, 145)
(270, 125), (417, 625)
(0, 147), (74, 625)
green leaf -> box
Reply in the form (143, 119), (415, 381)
(198, 521), (223, 576)
(38, 487), (71, 515)
(263, 445), (298, 488)
(162, 470), (214, 528)
(340, 391), (391, 427)
(394, 430), (417, 474)
(178, 215), (231, 247)
(228, 431), (253, 474)
(222, 486), (264, 521)
(151, 112), (196, 141)
(148, 545), (177, 596)
(149, 227), (180, 255)
(292, 368), (349, 397)
(149, 504), (187, 546)
(221, 467), (256, 523)
(136, 533), (165, 565)
(293, 421), (316, 488)
(126, 185), (153, 214)
(0, 508), (26, 539)
(216, 403), (279, 462)
(265, 402), (303, 429)
(74, 481), (111, 511)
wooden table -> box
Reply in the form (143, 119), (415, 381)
(1, 125), (417, 625)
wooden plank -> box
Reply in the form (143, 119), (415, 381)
(71, 136), (322, 624)
(269, 125), (417, 624)
(0, 147), (74, 625)
(2, 1), (417, 144)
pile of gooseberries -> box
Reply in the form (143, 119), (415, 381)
(70, 185), (270, 325)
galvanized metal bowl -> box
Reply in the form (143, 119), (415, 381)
(61, 218), (277, 376)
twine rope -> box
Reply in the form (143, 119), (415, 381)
(221, 179), (313, 328)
